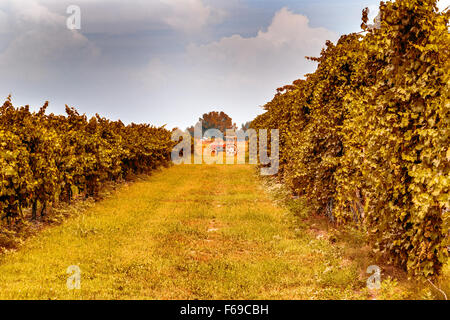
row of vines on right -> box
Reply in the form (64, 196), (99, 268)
(251, 0), (449, 279)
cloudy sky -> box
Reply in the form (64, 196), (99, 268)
(0, 0), (448, 129)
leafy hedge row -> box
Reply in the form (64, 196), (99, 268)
(0, 97), (174, 222)
(251, 0), (449, 278)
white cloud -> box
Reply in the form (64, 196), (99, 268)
(185, 8), (334, 76)
(139, 8), (337, 127)
(162, 0), (225, 32)
(32, 0), (226, 35)
(0, 0), (100, 79)
(0, 2), (337, 128)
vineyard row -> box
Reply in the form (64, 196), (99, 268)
(0, 97), (174, 224)
(251, 0), (449, 278)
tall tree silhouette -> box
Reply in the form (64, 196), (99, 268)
(187, 111), (236, 136)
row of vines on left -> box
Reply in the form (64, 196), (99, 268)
(0, 96), (174, 224)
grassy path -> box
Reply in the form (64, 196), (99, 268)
(0, 164), (375, 299)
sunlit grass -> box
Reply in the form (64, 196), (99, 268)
(0, 164), (447, 299)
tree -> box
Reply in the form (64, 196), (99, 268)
(187, 111), (237, 136)
(240, 121), (251, 131)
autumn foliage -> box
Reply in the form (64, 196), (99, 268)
(0, 97), (174, 223)
(251, 0), (449, 278)
(187, 111), (237, 136)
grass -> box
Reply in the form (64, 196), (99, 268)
(0, 163), (448, 299)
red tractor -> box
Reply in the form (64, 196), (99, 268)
(209, 137), (236, 155)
